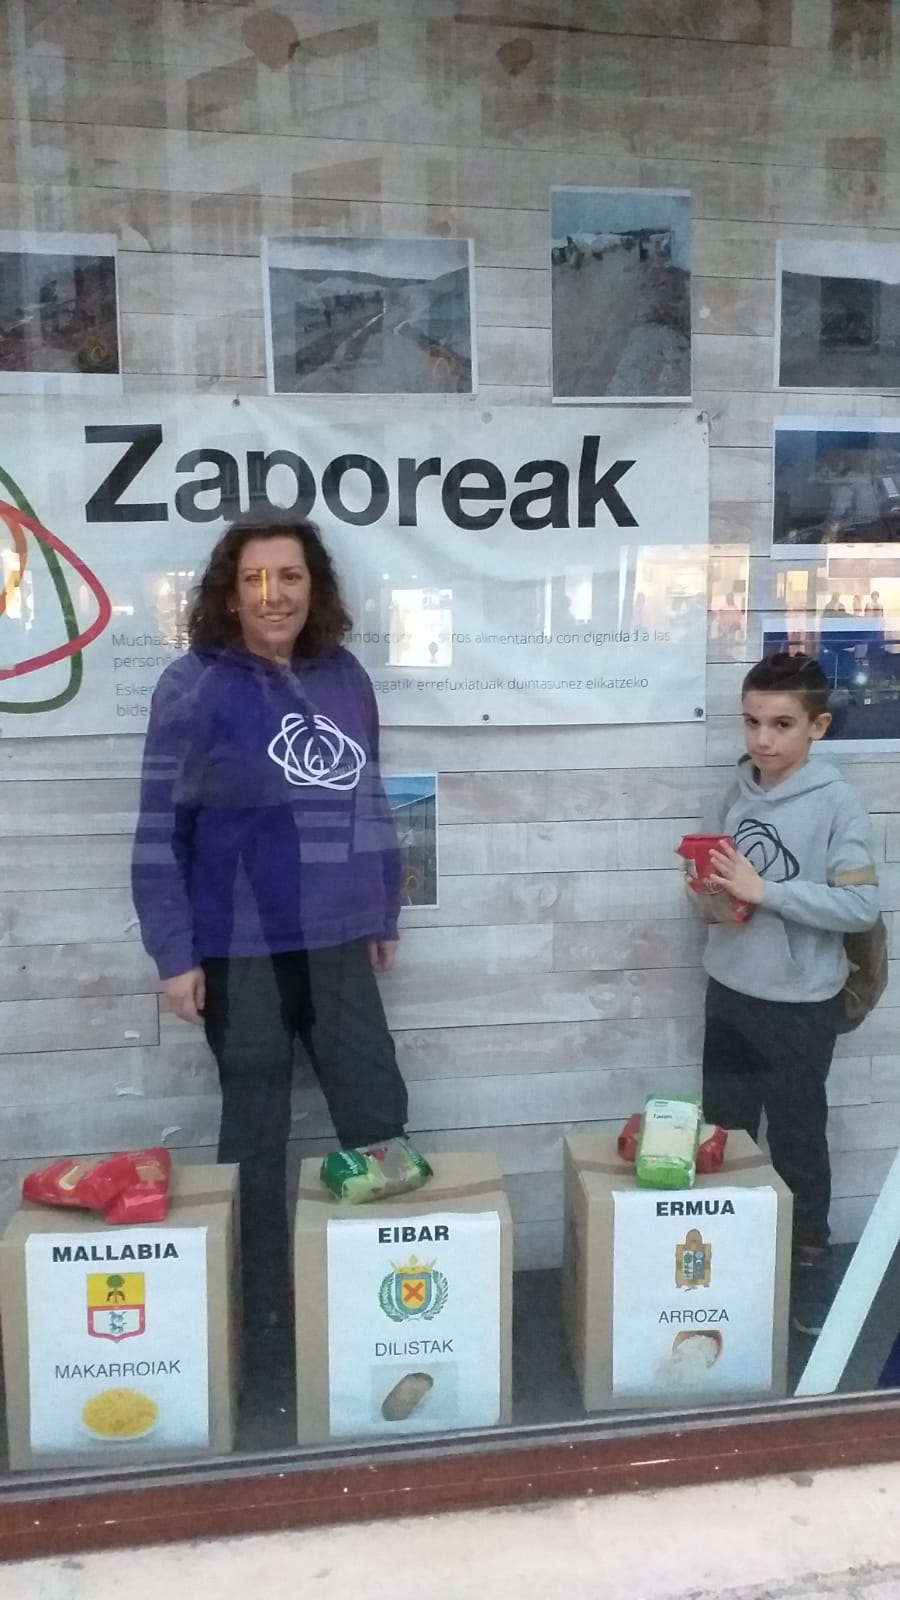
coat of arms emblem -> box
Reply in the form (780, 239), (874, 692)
(86, 1272), (146, 1341)
(675, 1228), (711, 1289)
(378, 1254), (448, 1322)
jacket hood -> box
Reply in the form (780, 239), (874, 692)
(195, 642), (330, 675)
(734, 751), (846, 805)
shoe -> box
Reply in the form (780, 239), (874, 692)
(791, 1246), (835, 1336)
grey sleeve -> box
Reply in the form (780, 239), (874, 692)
(761, 791), (880, 933)
(699, 786), (730, 833)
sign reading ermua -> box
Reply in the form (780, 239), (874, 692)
(25, 1228), (209, 1454)
(325, 1210), (501, 1438)
(0, 398), (708, 736)
(611, 1186), (779, 1399)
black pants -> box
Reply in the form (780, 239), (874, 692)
(702, 977), (839, 1250)
(203, 941), (408, 1325)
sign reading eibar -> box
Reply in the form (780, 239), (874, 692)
(325, 1210), (501, 1437)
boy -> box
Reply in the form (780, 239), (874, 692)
(693, 652), (879, 1336)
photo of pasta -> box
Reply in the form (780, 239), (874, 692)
(80, 1388), (159, 1442)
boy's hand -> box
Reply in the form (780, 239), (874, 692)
(709, 842), (764, 905)
(681, 870), (745, 923)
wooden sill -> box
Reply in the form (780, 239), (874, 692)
(2, 1392), (899, 1562)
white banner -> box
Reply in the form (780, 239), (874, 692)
(612, 1187), (779, 1398)
(0, 398), (708, 736)
(325, 1210), (501, 1438)
(25, 1228), (209, 1454)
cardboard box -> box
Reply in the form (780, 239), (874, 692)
(562, 1130), (792, 1413)
(0, 1161), (240, 1471)
(294, 1152), (512, 1444)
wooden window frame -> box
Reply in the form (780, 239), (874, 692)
(2, 1391), (899, 1562)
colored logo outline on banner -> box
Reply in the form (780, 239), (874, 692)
(0, 463), (111, 715)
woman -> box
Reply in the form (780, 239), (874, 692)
(132, 514), (408, 1339)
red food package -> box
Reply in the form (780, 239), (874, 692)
(617, 1112), (642, 1163)
(22, 1148), (171, 1223)
(696, 1123), (728, 1174)
(617, 1114), (727, 1173)
(676, 834), (754, 924)
(103, 1150), (171, 1224)
(23, 1153), (136, 1212)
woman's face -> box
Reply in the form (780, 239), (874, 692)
(231, 534), (311, 660)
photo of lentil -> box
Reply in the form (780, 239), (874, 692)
(381, 1371), (433, 1421)
(371, 1362), (459, 1431)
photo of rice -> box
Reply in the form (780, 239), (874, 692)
(656, 1330), (723, 1391)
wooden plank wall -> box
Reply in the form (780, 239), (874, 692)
(2, 0), (900, 1265)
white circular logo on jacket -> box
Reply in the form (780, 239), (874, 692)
(267, 712), (367, 790)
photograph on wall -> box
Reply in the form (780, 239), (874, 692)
(262, 236), (475, 396)
(762, 613), (900, 750)
(383, 774), (438, 908)
(0, 231), (121, 394)
(550, 187), (692, 403)
(772, 417), (900, 556)
(777, 240), (900, 389)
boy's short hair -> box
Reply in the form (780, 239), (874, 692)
(742, 652), (830, 718)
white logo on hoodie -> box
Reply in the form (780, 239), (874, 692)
(268, 711), (366, 790)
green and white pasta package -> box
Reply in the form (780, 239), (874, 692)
(320, 1137), (433, 1204)
(634, 1096), (702, 1190)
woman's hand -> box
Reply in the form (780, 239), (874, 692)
(709, 842), (765, 905)
(369, 938), (398, 974)
(162, 966), (206, 1025)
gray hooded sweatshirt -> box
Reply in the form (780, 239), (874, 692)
(701, 754), (879, 1004)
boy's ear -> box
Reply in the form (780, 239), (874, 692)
(810, 710), (832, 742)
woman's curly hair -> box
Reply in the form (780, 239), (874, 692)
(187, 512), (352, 659)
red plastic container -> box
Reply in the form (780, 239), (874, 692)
(676, 833), (754, 923)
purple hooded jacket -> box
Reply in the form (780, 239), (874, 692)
(131, 644), (401, 979)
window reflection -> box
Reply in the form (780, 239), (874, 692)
(625, 544), (708, 639)
(1, 546), (33, 627)
(386, 586), (453, 666)
(708, 549), (750, 660)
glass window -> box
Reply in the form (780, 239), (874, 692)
(1, 0), (899, 1504)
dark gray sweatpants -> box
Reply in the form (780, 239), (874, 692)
(702, 976), (839, 1250)
(203, 940), (408, 1325)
